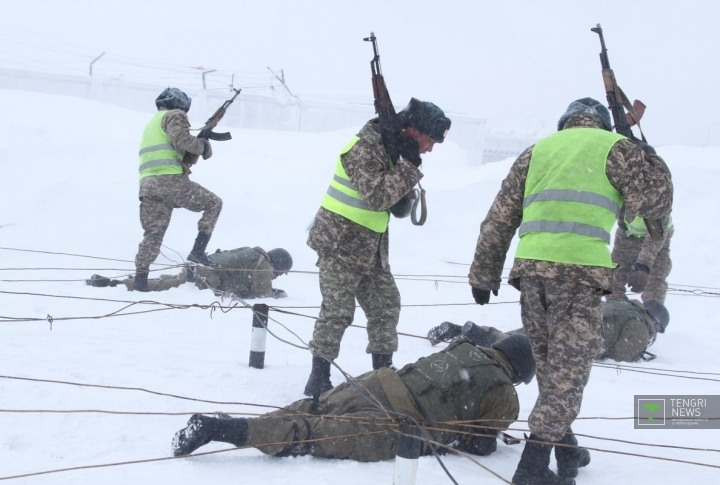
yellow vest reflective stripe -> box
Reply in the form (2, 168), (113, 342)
(515, 128), (625, 267)
(138, 111), (183, 179)
(320, 136), (390, 233)
(625, 214), (674, 237)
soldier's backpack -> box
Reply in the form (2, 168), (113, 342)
(601, 299), (658, 362)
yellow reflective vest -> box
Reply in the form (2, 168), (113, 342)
(624, 214), (674, 238)
(138, 111), (183, 180)
(320, 136), (390, 233)
(515, 128), (625, 267)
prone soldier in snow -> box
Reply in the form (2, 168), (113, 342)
(173, 334), (535, 462)
(428, 298), (670, 363)
(88, 247), (293, 299)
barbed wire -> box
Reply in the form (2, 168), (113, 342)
(2, 247), (718, 295)
(2, 246), (720, 481)
(0, 25), (281, 93)
(0, 406), (717, 482)
(0, 286), (715, 384)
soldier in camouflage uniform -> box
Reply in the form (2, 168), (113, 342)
(134, 88), (222, 292)
(172, 335), (534, 462)
(469, 98), (673, 485)
(428, 297), (661, 363)
(608, 206), (674, 307)
(95, 247), (292, 298)
(303, 99), (452, 397)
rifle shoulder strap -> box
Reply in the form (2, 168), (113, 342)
(618, 86), (647, 142)
(410, 182), (427, 226)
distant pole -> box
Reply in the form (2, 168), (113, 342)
(202, 69), (217, 90)
(267, 66), (299, 101)
(249, 304), (269, 369)
(89, 52), (105, 77)
(707, 121), (720, 146)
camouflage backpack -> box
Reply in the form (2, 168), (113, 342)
(601, 299), (657, 362)
(196, 247), (270, 296)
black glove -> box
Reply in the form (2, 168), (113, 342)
(468, 433), (498, 456)
(627, 263), (650, 293)
(390, 190), (417, 218)
(86, 274), (122, 287)
(201, 139), (213, 160)
(472, 287), (498, 305)
(396, 134), (422, 167)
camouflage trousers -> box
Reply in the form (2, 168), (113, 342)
(134, 174), (222, 270)
(520, 276), (604, 442)
(246, 368), (420, 461)
(608, 230), (674, 303)
(123, 266), (188, 291)
(309, 256), (401, 360)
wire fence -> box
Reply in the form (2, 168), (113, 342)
(1, 245), (719, 481)
(0, 24), (282, 93)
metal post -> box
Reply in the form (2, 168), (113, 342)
(393, 426), (421, 485)
(249, 303), (269, 369)
(202, 69), (217, 90)
(89, 52), (105, 77)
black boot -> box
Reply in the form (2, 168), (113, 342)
(555, 428), (591, 479)
(185, 263), (196, 283)
(427, 321), (463, 345)
(459, 321), (498, 348)
(303, 356), (333, 397)
(372, 353), (394, 370)
(133, 270), (149, 292)
(512, 434), (575, 485)
(172, 414), (248, 457)
(86, 274), (122, 288)
(187, 232), (217, 267)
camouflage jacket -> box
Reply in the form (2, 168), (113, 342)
(469, 114), (673, 292)
(195, 247), (276, 298)
(307, 120), (423, 273)
(616, 206), (674, 268)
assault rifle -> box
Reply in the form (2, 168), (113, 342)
(182, 88), (241, 170)
(196, 88), (242, 141)
(363, 32), (400, 163)
(363, 32), (426, 225)
(591, 24), (664, 241)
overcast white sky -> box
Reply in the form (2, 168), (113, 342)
(1, 0), (718, 146)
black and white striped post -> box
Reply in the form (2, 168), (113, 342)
(249, 303), (269, 369)
(393, 426), (422, 485)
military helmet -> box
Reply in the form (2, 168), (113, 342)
(557, 97), (612, 132)
(268, 248), (293, 275)
(491, 334), (536, 385)
(397, 98), (452, 142)
(644, 300), (670, 333)
(155, 87), (192, 112)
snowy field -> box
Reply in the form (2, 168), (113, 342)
(0, 90), (719, 484)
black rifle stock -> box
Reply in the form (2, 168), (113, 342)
(591, 24), (664, 241)
(197, 88), (242, 141)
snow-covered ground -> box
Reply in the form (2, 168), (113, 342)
(1, 90), (719, 483)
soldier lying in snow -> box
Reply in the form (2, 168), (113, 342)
(428, 299), (669, 363)
(87, 247), (293, 299)
(171, 334), (592, 476)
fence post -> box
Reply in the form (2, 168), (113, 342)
(249, 303), (269, 369)
(393, 426), (421, 485)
